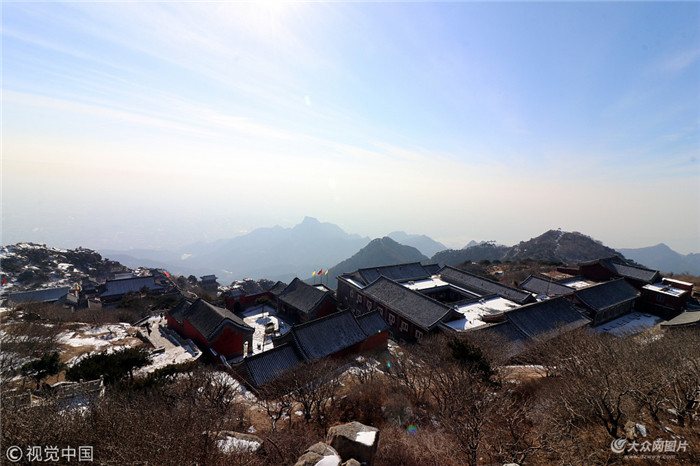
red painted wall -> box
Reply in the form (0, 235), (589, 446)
(211, 325), (246, 358)
(361, 331), (388, 352)
(166, 315), (184, 334)
(225, 291), (274, 311)
(182, 319), (208, 348)
(316, 298), (338, 319)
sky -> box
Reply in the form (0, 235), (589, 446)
(2, 1), (699, 254)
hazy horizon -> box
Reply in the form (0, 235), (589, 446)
(3, 2), (699, 255)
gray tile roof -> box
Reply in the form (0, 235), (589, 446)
(520, 276), (574, 297)
(291, 311), (368, 361)
(356, 262), (440, 286)
(574, 279), (640, 312)
(168, 298), (193, 326)
(504, 297), (590, 339)
(356, 310), (390, 335)
(100, 276), (162, 298)
(7, 287), (69, 305)
(241, 343), (305, 387)
(477, 320), (529, 345)
(278, 278), (335, 315)
(239, 310), (386, 387)
(268, 281), (288, 296)
(181, 299), (253, 340)
(600, 258), (660, 283)
(661, 310), (700, 328)
(362, 277), (452, 330)
(439, 266), (533, 304)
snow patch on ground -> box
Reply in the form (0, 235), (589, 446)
(210, 371), (257, 402)
(217, 436), (261, 454)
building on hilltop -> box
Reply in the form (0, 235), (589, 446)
(519, 275), (575, 299)
(454, 297), (591, 355)
(99, 275), (164, 307)
(234, 309), (389, 388)
(6, 287), (70, 307)
(438, 266), (535, 305)
(639, 277), (693, 319)
(277, 278), (337, 323)
(337, 262), (539, 342)
(199, 275), (219, 294)
(167, 298), (254, 359)
(337, 262), (441, 310)
(571, 278), (640, 326)
(360, 277), (456, 342)
(572, 256), (661, 289)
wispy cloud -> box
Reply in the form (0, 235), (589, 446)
(658, 48), (700, 74)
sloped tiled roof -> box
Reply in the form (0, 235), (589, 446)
(356, 262), (440, 287)
(439, 266), (533, 304)
(168, 298), (193, 326)
(574, 279), (640, 312)
(520, 276), (574, 297)
(182, 299), (253, 340)
(600, 258), (660, 283)
(241, 343), (305, 387)
(7, 287), (69, 305)
(268, 281), (288, 296)
(100, 276), (162, 298)
(356, 310), (390, 335)
(504, 297), (590, 339)
(477, 320), (529, 345)
(362, 277), (452, 330)
(291, 311), (368, 361)
(661, 310), (700, 328)
(278, 278), (334, 315)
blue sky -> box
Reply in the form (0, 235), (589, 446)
(2, 1), (699, 254)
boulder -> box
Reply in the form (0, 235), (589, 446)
(342, 460), (361, 466)
(295, 442), (341, 466)
(327, 421), (379, 466)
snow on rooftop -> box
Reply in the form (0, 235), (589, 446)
(344, 277), (364, 288)
(356, 430), (377, 446)
(444, 297), (519, 331)
(241, 304), (291, 355)
(663, 278), (693, 287)
(643, 283), (687, 297)
(560, 279), (595, 289)
(594, 312), (663, 337)
(403, 277), (450, 291)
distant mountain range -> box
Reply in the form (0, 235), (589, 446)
(312, 237), (428, 289)
(91, 220), (699, 285)
(386, 231), (446, 257)
(619, 243), (700, 276)
(431, 230), (621, 267)
(103, 217), (371, 284)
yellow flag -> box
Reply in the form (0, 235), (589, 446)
(325, 270), (329, 275)
(312, 271), (316, 276)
